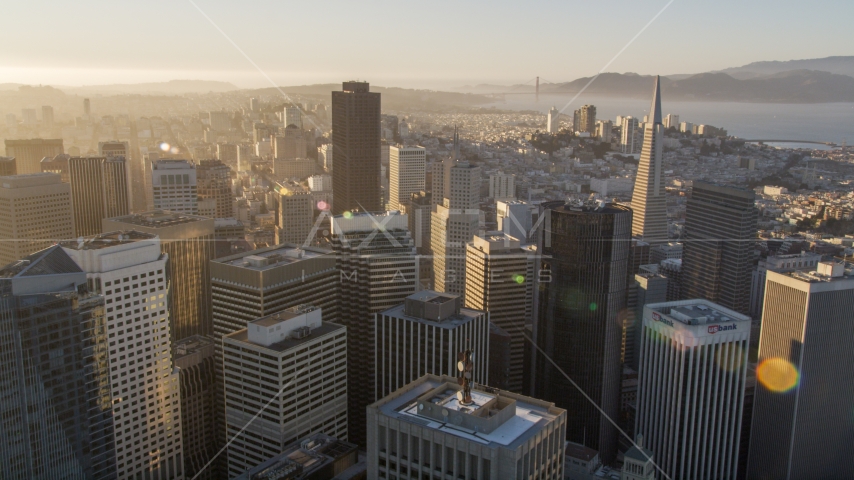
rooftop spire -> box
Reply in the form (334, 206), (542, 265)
(650, 75), (662, 125)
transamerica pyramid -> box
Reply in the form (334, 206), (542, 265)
(630, 76), (668, 244)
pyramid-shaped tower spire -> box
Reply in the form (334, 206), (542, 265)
(649, 75), (662, 125)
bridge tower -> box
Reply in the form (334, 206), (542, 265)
(536, 76), (539, 103)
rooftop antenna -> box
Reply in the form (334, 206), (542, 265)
(456, 348), (474, 405)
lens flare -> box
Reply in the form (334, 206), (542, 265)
(170, 146), (179, 154)
(317, 200), (329, 210)
(343, 211), (353, 219)
(512, 274), (525, 284)
(757, 358), (799, 393)
(159, 142), (170, 152)
(589, 302), (598, 311)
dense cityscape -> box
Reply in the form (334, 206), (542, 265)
(2, 16), (854, 479)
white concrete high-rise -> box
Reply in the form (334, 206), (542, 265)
(62, 231), (183, 480)
(635, 299), (751, 480)
(621, 116), (641, 155)
(152, 159), (198, 215)
(387, 145), (426, 211)
(629, 76), (668, 244)
(283, 105), (303, 128)
(547, 106), (560, 133)
(489, 172), (515, 200)
(276, 183), (315, 246)
(664, 113), (679, 129)
(222, 306), (347, 478)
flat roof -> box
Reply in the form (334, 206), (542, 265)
(375, 376), (561, 449)
(108, 210), (209, 228)
(213, 244), (326, 271)
(381, 302), (484, 330)
(59, 231), (157, 250)
(225, 321), (344, 353)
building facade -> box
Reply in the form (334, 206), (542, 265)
(103, 210), (214, 340)
(222, 306), (348, 477)
(152, 159), (198, 215)
(747, 264), (854, 480)
(464, 233), (534, 392)
(330, 210), (418, 446)
(173, 336), (217, 480)
(532, 200), (631, 464)
(69, 156), (130, 236)
(630, 77), (668, 245)
(331, 81), (382, 214)
(4, 138), (64, 174)
(62, 232), (184, 480)
(0, 173), (74, 266)
(375, 291), (489, 400)
(196, 159), (233, 218)
(388, 145), (426, 211)
(635, 300), (751, 480)
(680, 182), (758, 315)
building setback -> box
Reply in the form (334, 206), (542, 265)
(635, 300), (751, 480)
(375, 291), (490, 400)
(222, 306), (348, 478)
(367, 374), (567, 480)
(747, 263), (854, 480)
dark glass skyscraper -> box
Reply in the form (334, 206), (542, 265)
(0, 246), (116, 479)
(680, 182), (758, 315)
(331, 81), (382, 214)
(532, 200), (632, 464)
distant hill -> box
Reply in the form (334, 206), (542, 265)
(715, 56), (854, 79)
(528, 70), (854, 103)
(245, 84), (492, 111)
(62, 79), (239, 95)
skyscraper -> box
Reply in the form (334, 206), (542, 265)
(464, 232), (534, 392)
(0, 246), (116, 479)
(68, 156), (130, 236)
(151, 159), (198, 215)
(330, 210), (418, 446)
(532, 199), (631, 464)
(387, 145), (426, 211)
(62, 231), (184, 480)
(621, 117), (641, 155)
(273, 124), (307, 161)
(331, 81), (381, 214)
(0, 173), (74, 266)
(575, 104), (597, 134)
(103, 210), (214, 340)
(41, 105), (54, 127)
(375, 291), (489, 400)
(275, 183), (315, 245)
(84, 97), (91, 116)
(547, 105), (560, 133)
(4, 138), (64, 174)
(173, 336), (217, 480)
(283, 105), (303, 128)
(680, 182), (758, 315)
(196, 159), (233, 218)
(222, 306), (348, 478)
(747, 263), (854, 480)
(431, 153), (481, 295)
(630, 76), (668, 244)
(635, 300), (751, 480)
(489, 172), (515, 200)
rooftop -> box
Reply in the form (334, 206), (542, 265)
(389, 290), (485, 328)
(214, 244), (326, 271)
(107, 210), (209, 228)
(235, 433), (358, 480)
(225, 321), (343, 353)
(373, 375), (563, 449)
(59, 231), (157, 251)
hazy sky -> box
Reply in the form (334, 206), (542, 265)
(2, 0), (851, 89)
